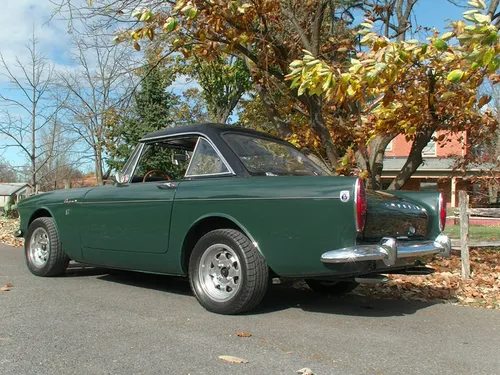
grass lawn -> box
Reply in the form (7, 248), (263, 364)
(445, 225), (500, 240)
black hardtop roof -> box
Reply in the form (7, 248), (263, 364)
(140, 123), (286, 143)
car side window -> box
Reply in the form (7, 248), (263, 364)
(130, 137), (196, 183)
(185, 138), (230, 177)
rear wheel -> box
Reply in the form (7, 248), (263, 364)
(305, 279), (358, 295)
(189, 229), (268, 315)
(25, 217), (69, 277)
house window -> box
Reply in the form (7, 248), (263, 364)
(385, 140), (393, 151)
(422, 134), (437, 156)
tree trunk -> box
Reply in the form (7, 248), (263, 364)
(388, 127), (435, 190)
(254, 83), (293, 138)
(94, 148), (104, 185)
(367, 134), (393, 190)
(301, 95), (339, 170)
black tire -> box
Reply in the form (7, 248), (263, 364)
(305, 279), (359, 295)
(25, 217), (69, 277)
(189, 229), (269, 315)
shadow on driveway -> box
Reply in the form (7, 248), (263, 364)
(64, 264), (438, 317)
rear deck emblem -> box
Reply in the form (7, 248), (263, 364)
(340, 190), (350, 202)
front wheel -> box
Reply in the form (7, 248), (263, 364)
(25, 217), (69, 277)
(189, 229), (269, 315)
(305, 279), (359, 295)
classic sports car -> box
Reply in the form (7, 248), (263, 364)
(16, 123), (451, 314)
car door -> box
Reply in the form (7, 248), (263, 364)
(78, 139), (189, 268)
(79, 181), (177, 254)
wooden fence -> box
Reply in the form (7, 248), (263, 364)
(456, 191), (500, 280)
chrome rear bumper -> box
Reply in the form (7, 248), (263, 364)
(321, 234), (451, 267)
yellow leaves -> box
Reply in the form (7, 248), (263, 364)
(321, 73), (333, 92)
(139, 9), (153, 22)
(441, 91), (457, 100)
(237, 3), (252, 14)
(483, 47), (495, 66)
(488, 58), (500, 72)
(133, 41), (140, 51)
(473, 13), (491, 24)
(468, 0), (486, 9)
(440, 31), (454, 41)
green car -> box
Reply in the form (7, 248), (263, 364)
(16, 124), (451, 314)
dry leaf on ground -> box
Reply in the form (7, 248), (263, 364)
(236, 332), (252, 337)
(0, 218), (23, 248)
(297, 368), (315, 375)
(218, 355), (249, 364)
(0, 284), (12, 292)
(353, 249), (500, 309)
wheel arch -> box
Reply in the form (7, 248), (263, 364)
(28, 207), (54, 226)
(180, 213), (264, 275)
(25, 207), (61, 241)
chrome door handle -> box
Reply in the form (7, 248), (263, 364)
(157, 182), (177, 189)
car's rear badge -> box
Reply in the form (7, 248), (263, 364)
(340, 190), (350, 202)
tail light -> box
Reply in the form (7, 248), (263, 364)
(438, 193), (446, 232)
(355, 178), (367, 232)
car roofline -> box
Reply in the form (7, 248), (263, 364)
(139, 123), (287, 144)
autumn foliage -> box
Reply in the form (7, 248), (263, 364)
(97, 0), (500, 188)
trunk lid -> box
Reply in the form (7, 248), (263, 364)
(363, 190), (429, 242)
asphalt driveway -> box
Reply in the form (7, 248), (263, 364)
(1, 243), (499, 375)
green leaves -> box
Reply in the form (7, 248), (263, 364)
(433, 39), (448, 51)
(163, 17), (178, 32)
(447, 69), (465, 83)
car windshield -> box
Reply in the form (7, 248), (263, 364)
(223, 133), (329, 176)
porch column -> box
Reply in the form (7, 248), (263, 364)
(451, 177), (458, 208)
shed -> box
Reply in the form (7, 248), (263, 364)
(0, 183), (31, 208)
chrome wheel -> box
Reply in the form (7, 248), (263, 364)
(28, 227), (50, 268)
(198, 243), (241, 302)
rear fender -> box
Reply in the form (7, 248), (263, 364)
(387, 190), (441, 238)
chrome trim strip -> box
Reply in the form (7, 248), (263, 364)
(321, 233), (451, 267)
(140, 131), (206, 142)
(124, 143), (145, 184)
(184, 136), (201, 177)
(175, 196), (340, 202)
(81, 199), (174, 205)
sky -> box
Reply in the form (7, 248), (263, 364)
(0, 0), (476, 172)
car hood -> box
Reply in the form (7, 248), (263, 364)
(17, 187), (95, 208)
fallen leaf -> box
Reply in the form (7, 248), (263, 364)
(218, 355), (249, 364)
(0, 283), (13, 291)
(297, 368), (315, 375)
(236, 332), (251, 337)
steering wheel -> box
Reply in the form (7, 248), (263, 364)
(142, 170), (171, 182)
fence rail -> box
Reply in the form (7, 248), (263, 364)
(456, 191), (500, 280)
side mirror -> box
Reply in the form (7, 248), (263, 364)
(113, 171), (129, 185)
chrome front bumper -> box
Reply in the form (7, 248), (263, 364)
(321, 234), (451, 267)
